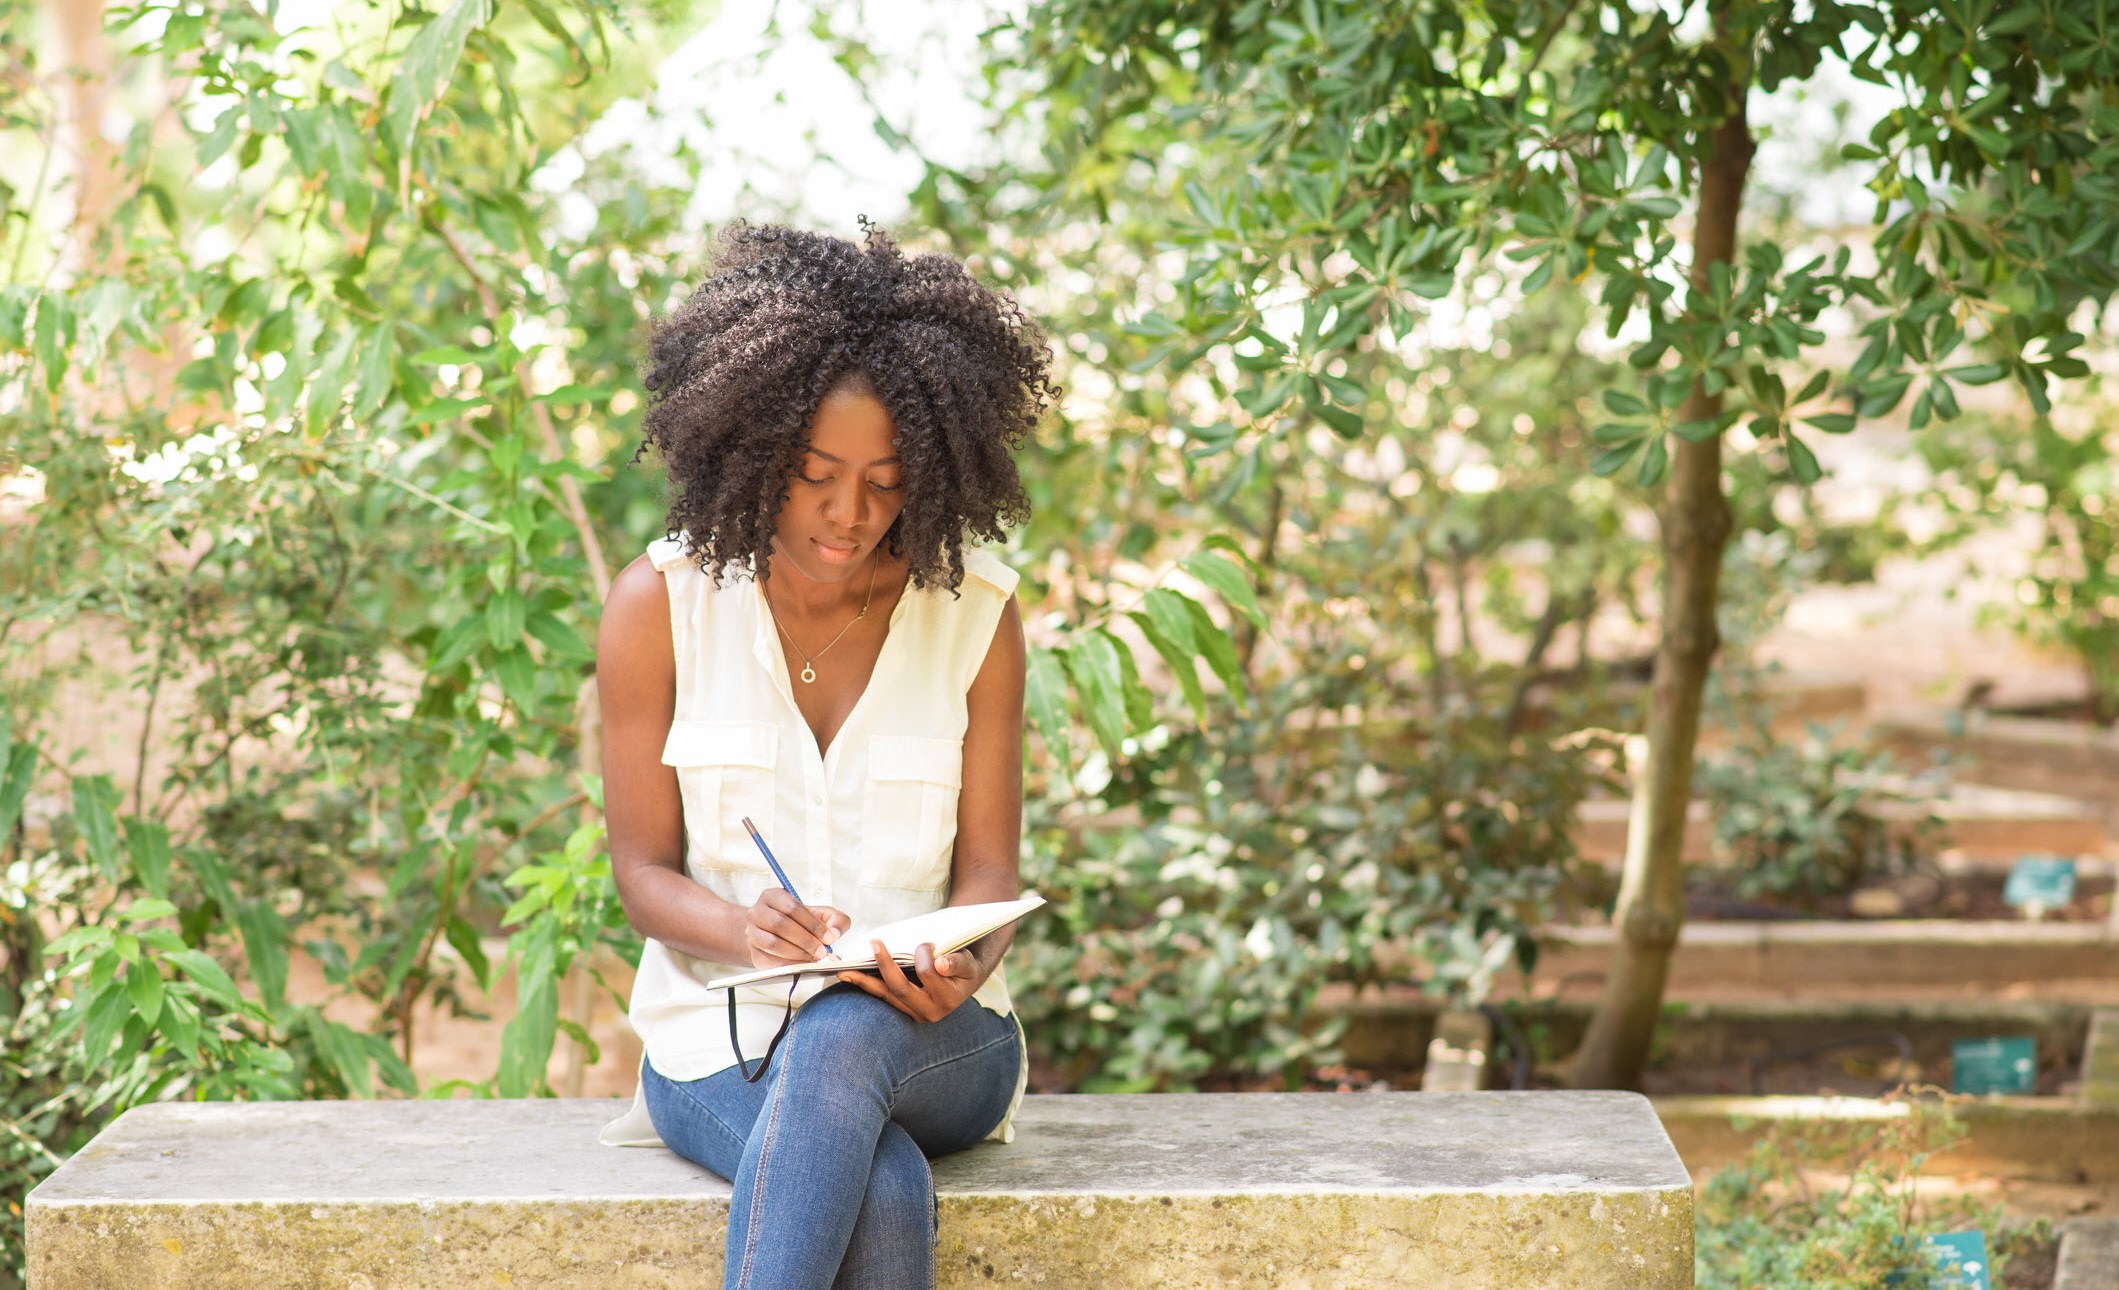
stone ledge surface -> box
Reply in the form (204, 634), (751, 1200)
(29, 1091), (1692, 1289)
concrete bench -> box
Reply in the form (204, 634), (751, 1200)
(28, 1091), (1693, 1288)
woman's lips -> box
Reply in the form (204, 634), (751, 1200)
(811, 538), (860, 565)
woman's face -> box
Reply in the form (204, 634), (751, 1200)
(768, 382), (909, 584)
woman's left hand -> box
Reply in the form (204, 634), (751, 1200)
(837, 939), (985, 1023)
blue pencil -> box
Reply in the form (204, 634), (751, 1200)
(741, 816), (840, 961)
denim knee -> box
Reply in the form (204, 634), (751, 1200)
(788, 984), (906, 1060)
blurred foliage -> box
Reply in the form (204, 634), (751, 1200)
(1697, 721), (1943, 911)
(1694, 1097), (2032, 1290)
(1909, 376), (2119, 723)
(0, 0), (702, 1273)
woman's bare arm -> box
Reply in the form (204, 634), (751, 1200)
(599, 553), (752, 963)
(946, 592), (1027, 976)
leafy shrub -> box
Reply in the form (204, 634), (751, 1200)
(1695, 1098), (2017, 1290)
(1010, 473), (1622, 1090)
(1696, 722), (1944, 911)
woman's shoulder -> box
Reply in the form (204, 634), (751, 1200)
(957, 547), (1020, 601)
(647, 533), (695, 573)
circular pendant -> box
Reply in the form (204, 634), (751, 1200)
(800, 664), (816, 684)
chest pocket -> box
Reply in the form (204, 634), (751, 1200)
(860, 735), (963, 892)
(662, 720), (778, 884)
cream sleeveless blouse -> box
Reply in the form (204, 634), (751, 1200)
(600, 537), (1029, 1149)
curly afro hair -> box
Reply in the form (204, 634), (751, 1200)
(633, 219), (1056, 594)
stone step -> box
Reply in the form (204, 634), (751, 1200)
(1313, 990), (2097, 1079)
(1654, 1095), (2119, 1188)
(1869, 708), (2119, 830)
(1530, 920), (2119, 994)
(2083, 1009), (2119, 1108)
(2057, 1218), (2119, 1290)
(28, 1094), (1694, 1289)
(1571, 784), (2110, 865)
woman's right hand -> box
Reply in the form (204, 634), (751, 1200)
(745, 889), (853, 969)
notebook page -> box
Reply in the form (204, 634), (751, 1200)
(704, 895), (1045, 991)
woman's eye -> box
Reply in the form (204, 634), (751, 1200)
(799, 473), (832, 485)
(870, 481), (903, 493)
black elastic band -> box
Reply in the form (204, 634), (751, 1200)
(728, 975), (802, 1082)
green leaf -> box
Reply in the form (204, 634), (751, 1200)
(1635, 435), (1669, 486)
(1855, 372), (1914, 418)
(1945, 363), (2007, 386)
(117, 898), (178, 923)
(385, 0), (492, 161)
(497, 936), (559, 1097)
(0, 741), (35, 841)
(1140, 588), (1202, 656)
(532, 383), (616, 406)
(306, 326), (359, 434)
(305, 1012), (375, 1098)
(1065, 633), (1130, 759)
(34, 292), (71, 392)
(160, 994), (199, 1057)
(366, 1032), (420, 1095)
(78, 981), (133, 1066)
(1804, 413), (1857, 435)
(125, 963), (166, 1028)
(411, 345), (482, 365)
(124, 818), (173, 899)
(493, 646), (538, 710)
(1183, 597), (1246, 708)
(1024, 647), (1072, 776)
(196, 105), (242, 167)
(352, 324), (398, 417)
(166, 949), (245, 1011)
(185, 845), (238, 916)
(486, 589), (527, 649)
(45, 925), (110, 959)
(1786, 433), (1822, 484)
(1179, 550), (1267, 628)
(404, 396), (489, 426)
(525, 612), (590, 661)
(1127, 609), (1207, 723)
(71, 775), (121, 881)
(445, 915), (491, 991)
(1314, 402), (1364, 437)
(1601, 389), (1649, 417)
(237, 902), (289, 1010)
(1590, 441), (1642, 476)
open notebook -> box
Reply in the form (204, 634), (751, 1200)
(704, 894), (1048, 991)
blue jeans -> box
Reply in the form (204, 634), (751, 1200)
(641, 982), (1023, 1290)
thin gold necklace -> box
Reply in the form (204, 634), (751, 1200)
(765, 552), (880, 684)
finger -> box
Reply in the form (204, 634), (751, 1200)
(838, 967), (917, 1018)
(871, 939), (924, 1008)
(835, 970), (881, 998)
(745, 923), (789, 963)
(765, 902), (827, 956)
(761, 888), (825, 936)
(910, 944), (946, 1020)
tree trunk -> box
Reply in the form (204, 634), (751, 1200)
(1567, 56), (1751, 1091)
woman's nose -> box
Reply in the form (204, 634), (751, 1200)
(824, 479), (868, 528)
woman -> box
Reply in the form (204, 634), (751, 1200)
(594, 219), (1055, 1290)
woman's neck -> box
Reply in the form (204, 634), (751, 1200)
(765, 548), (888, 623)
